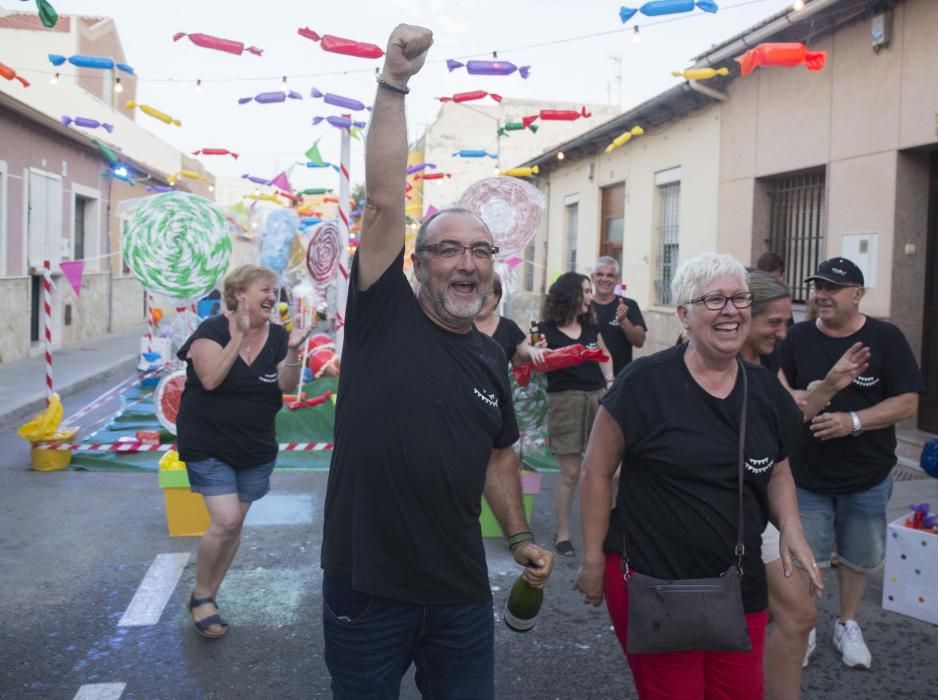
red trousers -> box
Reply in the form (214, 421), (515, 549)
(604, 554), (768, 700)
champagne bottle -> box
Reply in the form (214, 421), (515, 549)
(503, 575), (543, 633)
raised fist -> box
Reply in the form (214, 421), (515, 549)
(382, 24), (433, 85)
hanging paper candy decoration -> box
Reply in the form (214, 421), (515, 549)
(437, 90), (502, 103)
(20, 0), (58, 28)
(242, 173), (272, 185)
(302, 161), (340, 171)
(619, 0), (718, 23)
(406, 162), (437, 175)
(300, 188), (334, 196)
(125, 101), (182, 126)
(244, 193), (286, 205)
(239, 90), (302, 105)
(306, 220), (341, 286)
(499, 166), (539, 177)
(605, 125), (644, 153)
(193, 148), (239, 159)
(447, 59), (530, 79)
(525, 107), (591, 123)
(672, 67), (729, 80)
(297, 28), (384, 59)
(415, 172), (452, 180)
(309, 87), (366, 111)
(497, 122), (538, 137)
(123, 192), (231, 300)
(61, 116), (113, 133)
(313, 115), (367, 130)
(452, 150), (497, 159)
(458, 176), (545, 257)
(146, 185), (176, 193)
(168, 170), (209, 185)
(173, 32), (262, 56)
(735, 43), (827, 76)
(49, 53), (134, 74)
(0, 62), (31, 87)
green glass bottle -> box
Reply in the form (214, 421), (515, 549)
(503, 575), (543, 633)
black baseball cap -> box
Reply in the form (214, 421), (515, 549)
(805, 257), (864, 287)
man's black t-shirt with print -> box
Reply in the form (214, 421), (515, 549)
(322, 250), (519, 605)
(488, 316), (525, 365)
(592, 297), (646, 375)
(777, 318), (925, 495)
(601, 344), (803, 613)
(539, 320), (605, 393)
(175, 315), (288, 469)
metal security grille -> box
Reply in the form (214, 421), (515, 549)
(656, 182), (680, 305)
(767, 172), (826, 303)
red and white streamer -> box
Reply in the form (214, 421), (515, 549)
(42, 260), (53, 404)
(32, 441), (334, 453)
(336, 118), (351, 355)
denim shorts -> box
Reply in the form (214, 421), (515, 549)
(796, 475), (893, 572)
(185, 457), (275, 502)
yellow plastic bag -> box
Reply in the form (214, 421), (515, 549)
(17, 394), (63, 442)
(159, 450), (186, 471)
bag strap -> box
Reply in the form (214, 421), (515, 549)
(621, 358), (750, 578)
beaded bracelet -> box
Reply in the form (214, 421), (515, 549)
(376, 74), (410, 95)
(505, 531), (535, 551)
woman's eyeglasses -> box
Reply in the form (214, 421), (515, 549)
(686, 293), (754, 311)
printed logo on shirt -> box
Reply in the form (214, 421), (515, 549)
(745, 456), (773, 474)
(473, 387), (499, 408)
(853, 375), (880, 388)
(259, 372), (279, 384)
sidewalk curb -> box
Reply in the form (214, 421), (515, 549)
(1, 355), (139, 429)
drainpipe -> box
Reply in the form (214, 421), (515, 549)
(687, 80), (728, 102)
(691, 0), (842, 68)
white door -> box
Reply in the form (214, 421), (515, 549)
(27, 169), (64, 270)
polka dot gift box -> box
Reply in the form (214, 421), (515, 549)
(882, 512), (938, 625)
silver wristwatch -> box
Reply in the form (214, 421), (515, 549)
(849, 411), (863, 437)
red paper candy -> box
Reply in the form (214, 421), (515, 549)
(297, 28), (384, 59)
(735, 43), (827, 77)
(512, 343), (610, 387)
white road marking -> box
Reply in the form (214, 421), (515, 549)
(118, 552), (190, 627)
(73, 683), (126, 700)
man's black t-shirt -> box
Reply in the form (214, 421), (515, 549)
(592, 297), (647, 375)
(777, 318), (925, 495)
(486, 316), (525, 365)
(601, 344), (803, 613)
(175, 315), (288, 469)
(321, 250), (520, 605)
(539, 320), (605, 393)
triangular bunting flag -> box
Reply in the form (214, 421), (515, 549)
(305, 143), (325, 166)
(60, 260), (85, 296)
(270, 171), (291, 192)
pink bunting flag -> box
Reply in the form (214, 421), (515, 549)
(270, 171), (292, 192)
(424, 205), (438, 220)
(505, 256), (523, 270)
(60, 260), (85, 296)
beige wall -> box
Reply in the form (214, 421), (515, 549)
(541, 104), (722, 353)
(0, 278), (30, 364)
(717, 0), (938, 337)
(110, 276), (145, 331)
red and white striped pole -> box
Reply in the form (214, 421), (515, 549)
(335, 116), (352, 356)
(144, 293), (156, 353)
(42, 259), (53, 405)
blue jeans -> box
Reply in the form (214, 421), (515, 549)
(322, 574), (495, 699)
(797, 475), (893, 572)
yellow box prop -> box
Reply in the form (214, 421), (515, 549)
(159, 468), (210, 537)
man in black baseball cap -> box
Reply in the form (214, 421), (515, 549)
(777, 255), (924, 671)
(804, 257), (865, 287)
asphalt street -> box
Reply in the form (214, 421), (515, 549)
(1, 377), (936, 699)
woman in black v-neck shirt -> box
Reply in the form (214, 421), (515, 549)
(539, 273), (613, 557)
(574, 254), (822, 700)
(175, 265), (310, 639)
(473, 273), (545, 368)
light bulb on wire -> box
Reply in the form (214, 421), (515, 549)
(280, 75), (288, 88)
(793, 0), (805, 9)
(194, 79), (202, 94)
(632, 26), (641, 44)
(50, 72), (59, 85)
(114, 77), (123, 93)
(557, 151), (565, 161)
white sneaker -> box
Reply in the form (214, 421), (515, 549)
(802, 627), (816, 668)
(833, 619), (872, 669)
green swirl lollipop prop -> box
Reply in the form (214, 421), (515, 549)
(123, 192), (231, 300)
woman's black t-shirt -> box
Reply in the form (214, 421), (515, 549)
(487, 316), (525, 365)
(601, 344), (803, 613)
(175, 315), (288, 469)
(539, 320), (605, 393)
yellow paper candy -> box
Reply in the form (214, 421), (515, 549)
(499, 165), (539, 177)
(671, 67), (730, 81)
(126, 101), (182, 127)
(605, 126), (645, 154)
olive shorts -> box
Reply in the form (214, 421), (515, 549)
(547, 388), (604, 456)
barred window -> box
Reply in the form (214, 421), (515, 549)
(767, 171), (826, 303)
(524, 241), (535, 291)
(565, 202), (579, 272)
(655, 182), (680, 305)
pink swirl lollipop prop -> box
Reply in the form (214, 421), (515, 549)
(306, 221), (341, 286)
(457, 177), (545, 257)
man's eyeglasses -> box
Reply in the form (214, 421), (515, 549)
(686, 292), (754, 311)
(417, 242), (499, 260)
